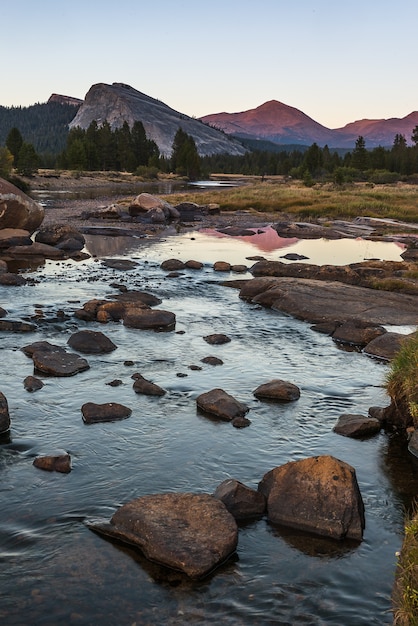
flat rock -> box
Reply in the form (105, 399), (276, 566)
(0, 228), (32, 249)
(213, 479), (266, 519)
(240, 277), (418, 326)
(0, 319), (36, 332)
(196, 388), (249, 421)
(258, 455), (365, 541)
(33, 450), (71, 473)
(35, 224), (85, 250)
(0, 392), (10, 433)
(7, 242), (67, 259)
(67, 330), (117, 354)
(332, 320), (386, 348)
(363, 332), (410, 361)
(123, 309), (176, 331)
(333, 413), (381, 438)
(132, 374), (166, 396)
(0, 273), (27, 285)
(81, 402), (132, 424)
(253, 379), (300, 402)
(24, 342), (90, 376)
(88, 493), (238, 579)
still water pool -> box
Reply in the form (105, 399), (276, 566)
(1, 231), (417, 625)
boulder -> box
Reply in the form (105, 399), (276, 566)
(333, 413), (381, 438)
(88, 492), (238, 579)
(35, 224), (85, 251)
(33, 450), (71, 473)
(129, 193), (179, 221)
(213, 479), (266, 519)
(214, 261), (231, 272)
(363, 332), (410, 361)
(0, 392), (10, 434)
(258, 455), (365, 541)
(201, 356), (224, 366)
(196, 388), (249, 421)
(0, 319), (36, 332)
(0, 177), (44, 233)
(132, 374), (166, 396)
(81, 402), (132, 424)
(203, 333), (231, 345)
(123, 309), (176, 331)
(67, 330), (117, 354)
(22, 341), (90, 376)
(23, 376), (44, 392)
(332, 320), (386, 348)
(0, 228), (32, 249)
(253, 379), (300, 402)
(185, 259), (203, 270)
(160, 259), (186, 271)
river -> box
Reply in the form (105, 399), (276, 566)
(1, 192), (418, 625)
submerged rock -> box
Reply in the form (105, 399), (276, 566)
(33, 450), (72, 473)
(333, 413), (381, 438)
(132, 374), (166, 396)
(23, 376), (44, 392)
(88, 492), (238, 579)
(258, 455), (365, 541)
(203, 333), (231, 345)
(196, 388), (249, 422)
(201, 356), (224, 366)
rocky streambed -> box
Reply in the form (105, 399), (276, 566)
(1, 179), (418, 624)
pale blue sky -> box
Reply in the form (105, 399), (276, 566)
(2, 0), (417, 129)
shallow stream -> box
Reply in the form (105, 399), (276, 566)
(1, 227), (418, 625)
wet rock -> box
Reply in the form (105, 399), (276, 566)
(88, 492), (238, 579)
(213, 479), (266, 520)
(23, 376), (44, 392)
(203, 333), (231, 345)
(196, 388), (249, 421)
(332, 320), (386, 348)
(23, 341), (90, 376)
(123, 309), (176, 331)
(368, 406), (387, 424)
(363, 332), (410, 361)
(0, 273), (27, 285)
(0, 392), (10, 434)
(101, 259), (139, 270)
(0, 319), (37, 332)
(81, 402), (132, 424)
(185, 259), (203, 270)
(0, 177), (44, 233)
(160, 259), (186, 271)
(132, 374), (166, 396)
(0, 228), (32, 249)
(217, 227), (256, 237)
(201, 356), (224, 366)
(253, 379), (300, 402)
(115, 290), (162, 307)
(0, 307), (6, 317)
(106, 379), (123, 387)
(258, 455), (365, 541)
(214, 261), (231, 272)
(231, 416), (252, 428)
(310, 321), (340, 335)
(273, 221), (343, 240)
(333, 413), (381, 438)
(75, 291), (160, 323)
(230, 264), (248, 273)
(6, 242), (67, 260)
(129, 193), (179, 221)
(67, 330), (117, 354)
(401, 247), (418, 261)
(33, 450), (71, 473)
(280, 253), (309, 261)
(35, 224), (85, 251)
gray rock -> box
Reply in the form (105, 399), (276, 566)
(196, 388), (249, 421)
(258, 455), (365, 541)
(67, 330), (117, 354)
(81, 402), (132, 424)
(87, 492), (238, 579)
(213, 479), (266, 519)
(253, 379), (300, 402)
(333, 413), (381, 438)
(0, 392), (10, 434)
(35, 224), (85, 250)
(0, 177), (44, 233)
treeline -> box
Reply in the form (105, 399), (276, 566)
(0, 102), (79, 162)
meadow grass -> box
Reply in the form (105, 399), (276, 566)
(168, 179), (418, 223)
(393, 502), (418, 626)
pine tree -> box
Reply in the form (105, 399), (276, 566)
(6, 127), (23, 165)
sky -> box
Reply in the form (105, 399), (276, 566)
(2, 0), (418, 129)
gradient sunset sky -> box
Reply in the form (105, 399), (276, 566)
(3, 0), (417, 129)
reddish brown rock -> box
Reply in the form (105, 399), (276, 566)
(203, 333), (231, 345)
(33, 450), (71, 473)
(23, 341), (90, 377)
(0, 228), (32, 249)
(253, 379), (300, 402)
(67, 330), (117, 354)
(196, 388), (249, 421)
(200, 356), (224, 366)
(123, 309), (176, 331)
(258, 455), (365, 541)
(160, 259), (185, 271)
(81, 402), (132, 424)
(23, 376), (44, 392)
(132, 374), (166, 396)
(214, 261), (231, 272)
(88, 493), (238, 579)
(213, 479), (266, 520)
(0, 177), (44, 233)
(333, 414), (381, 438)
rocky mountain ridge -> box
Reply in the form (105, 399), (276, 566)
(69, 83), (247, 157)
(200, 100), (418, 149)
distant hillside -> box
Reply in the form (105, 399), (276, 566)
(201, 101), (418, 149)
(69, 82), (247, 157)
(0, 101), (80, 156)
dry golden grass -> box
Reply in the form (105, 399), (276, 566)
(169, 179), (418, 223)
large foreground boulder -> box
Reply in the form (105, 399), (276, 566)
(88, 493), (238, 579)
(0, 178), (44, 233)
(258, 455), (365, 541)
